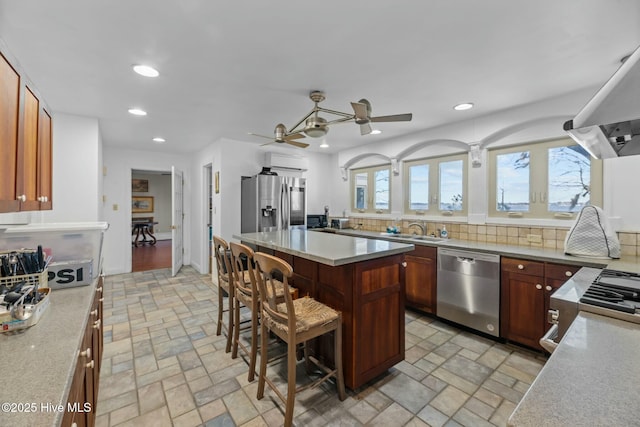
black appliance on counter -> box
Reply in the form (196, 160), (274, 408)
(306, 214), (327, 229)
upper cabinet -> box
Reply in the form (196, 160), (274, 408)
(0, 45), (53, 213)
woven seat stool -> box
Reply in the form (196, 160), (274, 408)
(212, 235), (234, 353)
(253, 252), (345, 427)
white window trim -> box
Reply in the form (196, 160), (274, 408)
(350, 164), (392, 214)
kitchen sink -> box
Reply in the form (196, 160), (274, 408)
(411, 235), (447, 243)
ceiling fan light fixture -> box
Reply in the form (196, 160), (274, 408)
(303, 117), (329, 138)
(453, 102), (474, 111)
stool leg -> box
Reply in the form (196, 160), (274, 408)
(216, 284), (223, 336)
(248, 300), (258, 382)
(257, 321), (268, 400)
(284, 338), (297, 427)
(232, 297), (241, 359)
(334, 318), (346, 401)
(225, 290), (233, 353)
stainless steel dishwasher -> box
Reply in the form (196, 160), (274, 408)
(437, 248), (501, 337)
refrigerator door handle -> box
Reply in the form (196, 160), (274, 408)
(281, 179), (290, 230)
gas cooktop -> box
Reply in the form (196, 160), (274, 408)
(579, 269), (640, 321)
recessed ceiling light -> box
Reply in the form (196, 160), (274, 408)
(128, 108), (147, 116)
(370, 129), (382, 135)
(152, 137), (166, 143)
(319, 140), (329, 148)
(133, 65), (159, 77)
(453, 102), (474, 111)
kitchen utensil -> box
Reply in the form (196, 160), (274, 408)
(37, 245), (44, 272)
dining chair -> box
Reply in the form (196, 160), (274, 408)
(212, 235), (233, 353)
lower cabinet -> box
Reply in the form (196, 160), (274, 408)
(404, 246), (437, 314)
(501, 258), (580, 350)
(61, 278), (104, 427)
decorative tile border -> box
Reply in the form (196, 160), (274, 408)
(336, 217), (639, 256)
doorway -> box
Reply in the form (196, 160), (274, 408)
(131, 169), (172, 272)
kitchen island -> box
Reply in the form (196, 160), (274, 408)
(234, 230), (414, 389)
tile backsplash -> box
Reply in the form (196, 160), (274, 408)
(342, 217), (640, 256)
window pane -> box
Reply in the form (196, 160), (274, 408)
(548, 145), (591, 212)
(439, 160), (463, 211)
(409, 164), (429, 210)
(355, 172), (368, 209)
(374, 169), (389, 210)
(496, 151), (530, 212)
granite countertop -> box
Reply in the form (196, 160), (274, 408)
(0, 280), (97, 427)
(330, 228), (640, 272)
(508, 311), (640, 426)
(234, 229), (414, 266)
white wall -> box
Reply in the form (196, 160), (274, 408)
(102, 147), (190, 275)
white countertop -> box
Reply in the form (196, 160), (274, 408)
(508, 311), (640, 426)
(234, 230), (414, 266)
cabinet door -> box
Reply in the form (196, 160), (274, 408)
(501, 270), (545, 349)
(16, 86), (40, 211)
(405, 254), (437, 313)
(37, 107), (52, 209)
(0, 52), (20, 212)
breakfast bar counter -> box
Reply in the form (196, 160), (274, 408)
(235, 230), (414, 389)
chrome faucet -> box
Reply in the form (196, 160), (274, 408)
(407, 222), (425, 236)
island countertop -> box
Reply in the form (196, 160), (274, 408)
(234, 230), (414, 266)
(508, 311), (640, 426)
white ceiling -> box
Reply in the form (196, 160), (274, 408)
(1, 1), (639, 154)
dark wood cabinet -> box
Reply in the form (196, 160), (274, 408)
(0, 44), (53, 213)
(0, 51), (21, 212)
(61, 278), (103, 427)
(404, 245), (437, 314)
(501, 258), (581, 350)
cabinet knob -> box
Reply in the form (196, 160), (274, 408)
(91, 309), (98, 316)
(401, 262), (407, 267)
(565, 271), (573, 277)
(99, 298), (104, 302)
(37, 196), (43, 202)
(545, 285), (553, 291)
(93, 319), (101, 330)
(80, 348), (91, 359)
(86, 360), (94, 369)
(72, 423), (78, 427)
(517, 264), (524, 270)
(17, 195), (26, 202)
(536, 284), (542, 290)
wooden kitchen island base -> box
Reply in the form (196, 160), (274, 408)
(262, 248), (406, 390)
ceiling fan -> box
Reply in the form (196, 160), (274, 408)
(250, 91), (412, 148)
(248, 123), (309, 148)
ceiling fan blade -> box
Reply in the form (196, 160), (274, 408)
(350, 102), (369, 120)
(282, 132), (306, 141)
(285, 140), (310, 148)
(360, 123), (372, 135)
(249, 132), (275, 140)
(370, 113), (413, 122)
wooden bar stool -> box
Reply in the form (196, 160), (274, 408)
(212, 235), (233, 353)
(253, 252), (345, 427)
(229, 242), (297, 382)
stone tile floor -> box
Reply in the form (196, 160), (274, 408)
(96, 267), (547, 427)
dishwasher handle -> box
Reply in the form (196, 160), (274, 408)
(456, 256), (476, 264)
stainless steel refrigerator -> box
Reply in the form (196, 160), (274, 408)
(241, 174), (306, 232)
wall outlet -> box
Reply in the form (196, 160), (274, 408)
(113, 203), (118, 211)
(527, 234), (542, 243)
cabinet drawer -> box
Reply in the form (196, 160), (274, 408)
(545, 263), (580, 280)
(408, 245), (437, 259)
(502, 258), (544, 276)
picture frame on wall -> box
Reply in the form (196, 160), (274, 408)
(132, 179), (149, 192)
(132, 196), (154, 213)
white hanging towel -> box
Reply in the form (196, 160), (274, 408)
(564, 206), (620, 259)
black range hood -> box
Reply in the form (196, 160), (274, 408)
(564, 45), (640, 159)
